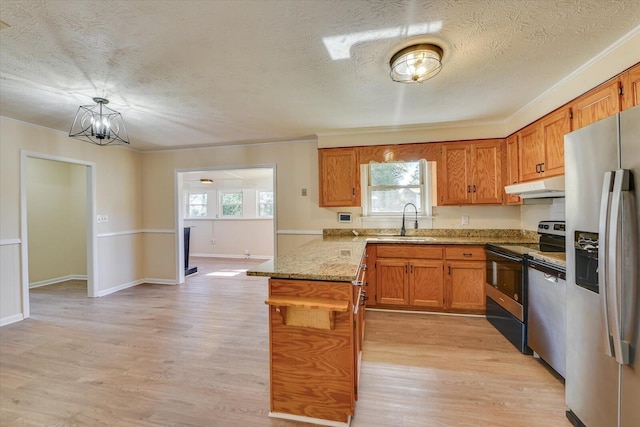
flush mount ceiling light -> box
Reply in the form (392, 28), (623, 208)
(200, 178), (214, 184)
(69, 97), (130, 146)
(389, 43), (443, 83)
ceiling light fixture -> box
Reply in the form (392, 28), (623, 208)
(200, 179), (214, 184)
(69, 97), (130, 146)
(389, 43), (443, 83)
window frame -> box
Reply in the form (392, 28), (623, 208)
(185, 192), (208, 218)
(257, 190), (274, 218)
(361, 159), (432, 217)
(219, 191), (243, 217)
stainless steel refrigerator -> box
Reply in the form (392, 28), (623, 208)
(565, 105), (640, 427)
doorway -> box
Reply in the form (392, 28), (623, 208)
(175, 165), (276, 284)
(20, 151), (97, 318)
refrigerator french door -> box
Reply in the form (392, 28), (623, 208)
(564, 105), (640, 427)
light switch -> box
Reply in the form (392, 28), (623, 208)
(301, 188), (307, 196)
(461, 215), (469, 225)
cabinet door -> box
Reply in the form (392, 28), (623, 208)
(446, 261), (486, 311)
(318, 148), (360, 207)
(409, 260), (444, 308)
(376, 259), (409, 305)
(621, 64), (640, 110)
(539, 107), (570, 178)
(519, 123), (544, 182)
(439, 144), (471, 205)
(505, 134), (522, 205)
(571, 79), (621, 130)
(471, 139), (503, 204)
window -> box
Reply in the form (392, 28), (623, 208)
(258, 191), (274, 217)
(363, 160), (431, 216)
(220, 191), (243, 217)
(186, 193), (208, 217)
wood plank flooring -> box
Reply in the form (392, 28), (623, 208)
(0, 257), (570, 426)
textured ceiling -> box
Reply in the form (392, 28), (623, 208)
(1, 0), (639, 150)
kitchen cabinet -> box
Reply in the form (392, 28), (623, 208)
(505, 133), (522, 205)
(266, 278), (356, 423)
(373, 244), (485, 313)
(518, 107), (570, 182)
(444, 246), (486, 311)
(439, 139), (503, 205)
(621, 63), (640, 110)
(570, 78), (621, 130)
(375, 245), (444, 307)
(318, 147), (360, 207)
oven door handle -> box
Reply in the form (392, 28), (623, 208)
(485, 248), (522, 263)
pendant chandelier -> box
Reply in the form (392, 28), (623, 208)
(390, 43), (443, 83)
(69, 97), (130, 146)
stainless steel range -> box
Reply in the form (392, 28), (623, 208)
(484, 221), (566, 353)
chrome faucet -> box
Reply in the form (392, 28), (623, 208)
(400, 203), (418, 236)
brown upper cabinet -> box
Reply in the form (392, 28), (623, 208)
(505, 134), (522, 205)
(518, 107), (570, 182)
(570, 78), (621, 131)
(318, 147), (360, 207)
(439, 139), (503, 205)
(621, 64), (640, 110)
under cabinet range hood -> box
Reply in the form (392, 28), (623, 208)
(504, 176), (565, 199)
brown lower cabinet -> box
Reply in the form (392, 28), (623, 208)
(265, 251), (368, 425)
(373, 244), (486, 314)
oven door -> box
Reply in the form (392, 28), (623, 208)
(485, 247), (524, 320)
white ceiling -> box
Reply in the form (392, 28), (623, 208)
(1, 0), (639, 151)
(183, 168), (273, 190)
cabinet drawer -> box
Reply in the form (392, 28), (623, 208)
(376, 245), (443, 259)
(444, 246), (486, 260)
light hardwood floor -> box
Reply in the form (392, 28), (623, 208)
(1, 257), (570, 426)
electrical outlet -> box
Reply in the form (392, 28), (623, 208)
(301, 188), (307, 196)
(96, 215), (109, 223)
(461, 215), (469, 225)
(210, 240), (215, 245)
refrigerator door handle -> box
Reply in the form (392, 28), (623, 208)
(599, 171), (615, 358)
(609, 169), (631, 365)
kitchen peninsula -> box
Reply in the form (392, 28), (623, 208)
(247, 228), (540, 426)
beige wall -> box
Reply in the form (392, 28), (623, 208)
(26, 157), (87, 285)
(0, 118), (144, 324)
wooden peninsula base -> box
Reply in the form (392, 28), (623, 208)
(265, 278), (365, 426)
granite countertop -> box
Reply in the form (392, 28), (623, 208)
(247, 238), (367, 282)
(247, 228), (543, 282)
(527, 251), (566, 268)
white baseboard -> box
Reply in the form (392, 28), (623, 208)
(29, 274), (88, 289)
(1, 313), (24, 327)
(268, 412), (350, 427)
(97, 278), (177, 297)
(191, 253), (273, 260)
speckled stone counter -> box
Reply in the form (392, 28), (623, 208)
(247, 229), (542, 281)
(528, 251), (566, 268)
(247, 238), (367, 281)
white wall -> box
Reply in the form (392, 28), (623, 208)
(520, 198), (566, 231)
(185, 219), (273, 258)
(26, 157), (87, 286)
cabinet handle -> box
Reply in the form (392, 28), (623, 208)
(463, 253), (472, 257)
(405, 265), (408, 274)
(352, 188), (355, 196)
(535, 163), (540, 173)
(448, 266), (451, 275)
(411, 264), (414, 274)
(473, 185), (476, 193)
(467, 185), (471, 193)
(540, 162), (545, 172)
